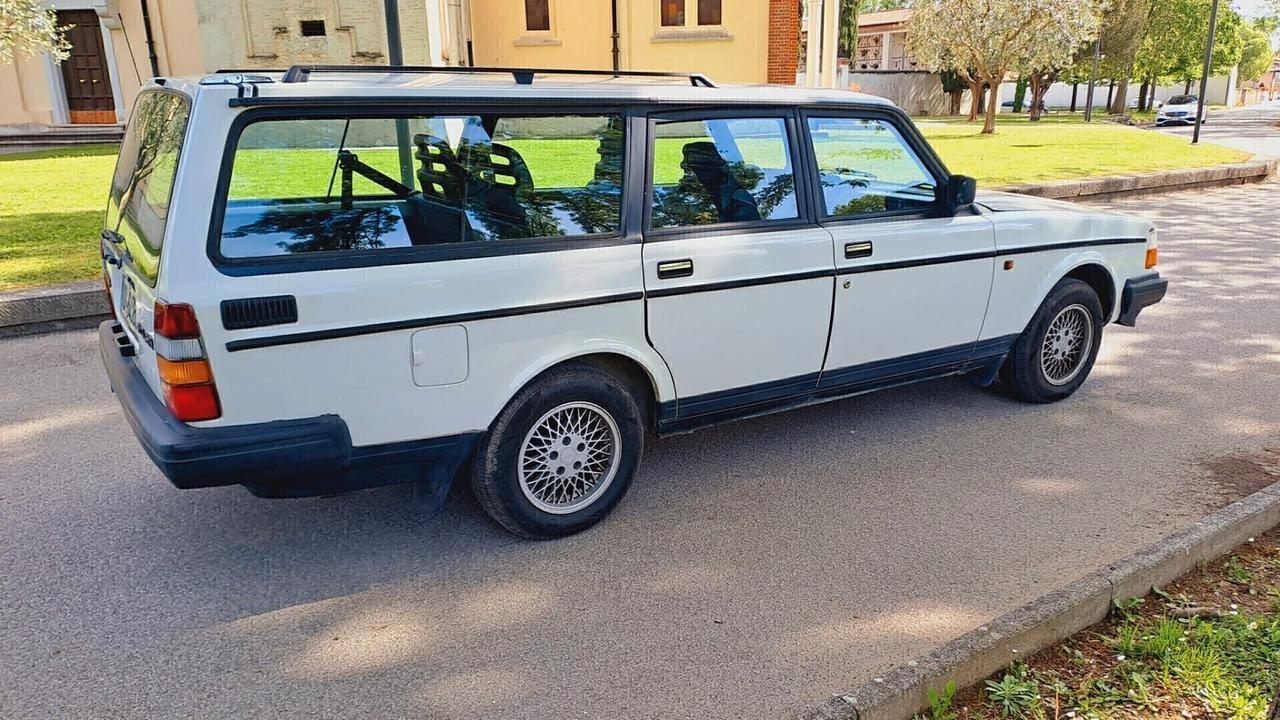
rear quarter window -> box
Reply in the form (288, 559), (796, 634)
(106, 91), (190, 285)
(216, 113), (625, 261)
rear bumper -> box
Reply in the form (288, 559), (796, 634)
(1116, 272), (1168, 327)
(98, 321), (479, 497)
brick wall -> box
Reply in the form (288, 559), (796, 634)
(766, 0), (799, 84)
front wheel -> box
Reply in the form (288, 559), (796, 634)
(471, 363), (644, 538)
(1002, 278), (1104, 403)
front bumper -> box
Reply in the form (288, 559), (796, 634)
(1117, 272), (1168, 327)
(99, 321), (478, 497)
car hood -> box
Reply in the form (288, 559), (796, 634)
(1160, 104), (1196, 112)
(975, 190), (1091, 214)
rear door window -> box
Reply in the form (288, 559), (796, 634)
(649, 116), (798, 229)
(106, 91), (190, 284)
(217, 113), (625, 260)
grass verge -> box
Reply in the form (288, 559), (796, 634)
(915, 114), (1248, 187)
(918, 529), (1280, 720)
(0, 144), (119, 292)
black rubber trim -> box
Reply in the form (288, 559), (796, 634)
(1116, 271), (1167, 327)
(647, 268), (833, 298)
(656, 334), (1021, 434)
(225, 291), (644, 352)
(837, 237), (1146, 275)
(840, 249), (993, 275)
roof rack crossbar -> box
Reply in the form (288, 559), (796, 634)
(278, 64), (717, 87)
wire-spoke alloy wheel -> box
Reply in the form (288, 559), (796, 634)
(1001, 278), (1103, 404)
(1039, 303), (1094, 386)
(518, 402), (621, 515)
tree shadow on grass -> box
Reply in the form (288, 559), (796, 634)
(0, 209), (103, 289)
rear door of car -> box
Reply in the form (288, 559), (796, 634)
(640, 108), (835, 425)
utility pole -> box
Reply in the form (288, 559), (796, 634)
(384, 0), (415, 189)
(1084, 39), (1100, 122)
(1192, 0), (1220, 144)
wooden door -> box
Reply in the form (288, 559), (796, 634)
(58, 10), (117, 125)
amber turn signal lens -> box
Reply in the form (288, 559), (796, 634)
(1145, 247), (1158, 269)
(157, 357), (213, 386)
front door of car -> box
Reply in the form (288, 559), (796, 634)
(641, 111), (834, 424)
(803, 113), (996, 391)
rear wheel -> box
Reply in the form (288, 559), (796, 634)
(471, 363), (644, 538)
(1003, 278), (1104, 403)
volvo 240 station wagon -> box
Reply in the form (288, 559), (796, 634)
(99, 66), (1167, 538)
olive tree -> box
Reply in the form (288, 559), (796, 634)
(0, 0), (69, 63)
(908, 0), (1103, 133)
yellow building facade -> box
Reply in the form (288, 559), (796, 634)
(466, 0), (795, 84)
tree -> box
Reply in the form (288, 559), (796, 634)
(1237, 21), (1275, 83)
(1096, 0), (1154, 114)
(936, 69), (967, 115)
(0, 0), (70, 63)
(1135, 0), (1244, 94)
(909, 0), (1103, 133)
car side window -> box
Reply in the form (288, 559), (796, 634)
(649, 116), (798, 229)
(807, 117), (936, 217)
(218, 113), (624, 260)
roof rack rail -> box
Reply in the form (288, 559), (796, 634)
(214, 68), (288, 74)
(278, 64), (718, 87)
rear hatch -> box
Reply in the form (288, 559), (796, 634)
(101, 90), (192, 399)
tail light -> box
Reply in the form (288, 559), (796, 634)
(153, 300), (221, 422)
(1145, 229), (1158, 269)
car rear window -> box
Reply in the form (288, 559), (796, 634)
(106, 91), (191, 284)
(217, 113), (624, 260)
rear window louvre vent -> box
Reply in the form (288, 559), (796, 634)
(221, 295), (298, 330)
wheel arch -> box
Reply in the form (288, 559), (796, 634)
(1038, 252), (1120, 323)
(1063, 262), (1118, 320)
(497, 345), (674, 433)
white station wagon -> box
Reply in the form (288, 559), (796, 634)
(99, 66), (1167, 537)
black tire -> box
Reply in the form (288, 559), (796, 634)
(1002, 278), (1105, 403)
(471, 362), (645, 539)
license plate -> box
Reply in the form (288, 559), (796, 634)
(121, 279), (140, 335)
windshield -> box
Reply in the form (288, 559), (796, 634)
(1167, 95), (1197, 105)
(106, 91), (190, 285)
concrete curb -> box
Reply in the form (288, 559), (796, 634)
(998, 158), (1277, 200)
(794, 480), (1280, 720)
(0, 281), (109, 338)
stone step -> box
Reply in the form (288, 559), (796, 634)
(0, 125), (125, 146)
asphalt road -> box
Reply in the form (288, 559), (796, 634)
(1155, 99), (1280, 158)
(3, 180), (1279, 719)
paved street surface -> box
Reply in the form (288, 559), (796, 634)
(3, 181), (1279, 719)
(1155, 99), (1280, 158)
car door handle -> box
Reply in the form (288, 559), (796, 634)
(656, 259), (694, 279)
(845, 241), (873, 259)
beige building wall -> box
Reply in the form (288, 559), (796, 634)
(193, 0), (435, 70)
(1, 0), (445, 130)
(467, 0), (770, 83)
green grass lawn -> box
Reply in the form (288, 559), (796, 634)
(915, 113), (1247, 187)
(0, 144), (119, 292)
(0, 116), (1250, 291)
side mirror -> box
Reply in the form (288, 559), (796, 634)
(940, 174), (977, 215)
